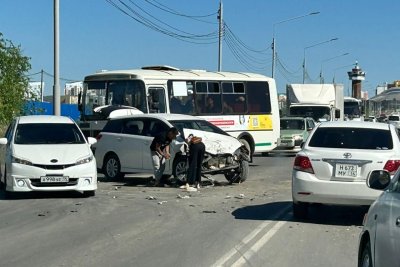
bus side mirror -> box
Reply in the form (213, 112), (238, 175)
(335, 109), (340, 119)
(78, 92), (83, 112)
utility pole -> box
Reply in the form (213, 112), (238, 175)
(40, 69), (44, 102)
(53, 0), (60, 115)
(217, 0), (223, 72)
(271, 37), (276, 78)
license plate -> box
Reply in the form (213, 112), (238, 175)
(335, 164), (359, 178)
(40, 176), (69, 183)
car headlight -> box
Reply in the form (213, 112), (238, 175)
(12, 156), (33, 166)
(76, 155), (93, 165)
(293, 135), (303, 141)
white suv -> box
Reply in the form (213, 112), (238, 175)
(0, 116), (97, 198)
(93, 114), (249, 183)
(292, 121), (400, 218)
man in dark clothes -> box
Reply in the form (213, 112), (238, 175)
(183, 135), (206, 191)
(150, 127), (179, 186)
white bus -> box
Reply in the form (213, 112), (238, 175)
(78, 66), (280, 155)
(344, 96), (363, 121)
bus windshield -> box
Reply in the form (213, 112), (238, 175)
(83, 80), (147, 119)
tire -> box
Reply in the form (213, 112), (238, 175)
(239, 138), (252, 159)
(359, 241), (373, 267)
(293, 202), (308, 219)
(103, 154), (124, 180)
(83, 190), (96, 197)
(173, 155), (187, 183)
(224, 160), (249, 183)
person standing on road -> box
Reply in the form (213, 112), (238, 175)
(183, 134), (206, 191)
(150, 127), (179, 187)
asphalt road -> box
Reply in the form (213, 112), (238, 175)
(0, 155), (366, 267)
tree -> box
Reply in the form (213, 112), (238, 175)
(0, 32), (31, 126)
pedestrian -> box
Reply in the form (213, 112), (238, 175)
(150, 127), (179, 187)
(183, 134), (206, 191)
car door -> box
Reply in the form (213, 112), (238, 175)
(374, 174), (400, 267)
(118, 118), (147, 172)
(141, 119), (171, 172)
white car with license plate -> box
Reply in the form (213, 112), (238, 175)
(0, 116), (97, 198)
(358, 170), (400, 267)
(93, 114), (249, 183)
(292, 121), (400, 218)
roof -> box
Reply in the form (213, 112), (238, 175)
(109, 113), (205, 121)
(317, 121), (391, 130)
(84, 67), (272, 82)
(370, 87), (400, 102)
(17, 115), (74, 124)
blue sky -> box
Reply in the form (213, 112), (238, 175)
(1, 0), (399, 97)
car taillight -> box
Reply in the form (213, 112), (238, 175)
(294, 155), (314, 174)
(383, 160), (400, 175)
(96, 134), (102, 141)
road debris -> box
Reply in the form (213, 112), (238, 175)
(202, 210), (217, 214)
(177, 194), (190, 199)
(146, 196), (157, 200)
(158, 201), (167, 205)
(235, 194), (245, 199)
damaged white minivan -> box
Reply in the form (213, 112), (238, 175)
(93, 114), (250, 183)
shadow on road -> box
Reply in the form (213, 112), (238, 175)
(232, 201), (368, 226)
(0, 190), (86, 200)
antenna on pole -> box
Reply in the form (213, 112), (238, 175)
(217, 0), (223, 72)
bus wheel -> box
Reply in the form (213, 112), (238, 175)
(224, 160), (249, 183)
(173, 156), (187, 184)
(239, 138), (252, 159)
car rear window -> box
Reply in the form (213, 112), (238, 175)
(14, 123), (86, 145)
(388, 116), (400, 121)
(309, 127), (393, 150)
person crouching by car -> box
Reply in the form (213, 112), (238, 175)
(183, 134), (206, 191)
(150, 127), (179, 187)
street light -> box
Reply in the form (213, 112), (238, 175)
(319, 52), (349, 83)
(271, 11), (320, 78)
(302, 37), (338, 83)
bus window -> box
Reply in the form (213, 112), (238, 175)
(222, 82), (246, 114)
(148, 87), (166, 113)
(168, 81), (195, 114)
(247, 81), (271, 114)
(195, 82), (222, 114)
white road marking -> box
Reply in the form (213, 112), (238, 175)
(231, 219), (288, 266)
(212, 205), (291, 267)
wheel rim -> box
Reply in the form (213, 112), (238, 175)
(362, 252), (370, 267)
(106, 158), (118, 178)
(175, 161), (187, 182)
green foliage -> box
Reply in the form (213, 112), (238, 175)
(0, 32), (31, 125)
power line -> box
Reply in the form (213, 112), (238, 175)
(224, 22), (270, 54)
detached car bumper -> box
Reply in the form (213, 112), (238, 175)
(292, 170), (381, 206)
(5, 162), (97, 192)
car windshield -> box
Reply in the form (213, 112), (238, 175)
(170, 120), (229, 137)
(281, 119), (304, 130)
(309, 127), (393, 150)
(14, 123), (86, 145)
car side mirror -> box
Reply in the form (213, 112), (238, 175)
(300, 142), (305, 149)
(335, 109), (341, 119)
(87, 137), (97, 146)
(367, 170), (391, 190)
(0, 138), (8, 145)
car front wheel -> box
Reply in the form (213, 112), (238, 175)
(224, 160), (249, 183)
(359, 241), (373, 267)
(173, 156), (187, 183)
(103, 154), (124, 180)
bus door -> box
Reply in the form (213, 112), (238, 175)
(148, 87), (166, 113)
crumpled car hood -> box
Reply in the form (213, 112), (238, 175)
(177, 128), (242, 155)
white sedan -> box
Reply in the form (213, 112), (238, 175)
(292, 121), (400, 218)
(0, 115), (97, 198)
(358, 170), (400, 267)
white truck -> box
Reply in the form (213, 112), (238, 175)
(286, 83), (344, 122)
